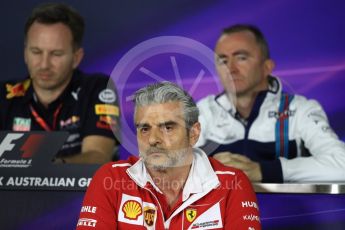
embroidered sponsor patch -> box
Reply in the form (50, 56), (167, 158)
(80, 206), (97, 214)
(77, 218), (97, 227)
(99, 115), (117, 126)
(191, 220), (221, 229)
(71, 87), (81, 101)
(241, 201), (259, 210)
(12, 117), (31, 131)
(143, 202), (157, 228)
(122, 200), (142, 220)
(95, 104), (119, 116)
(188, 202), (223, 230)
(6, 79), (31, 99)
(268, 110), (295, 118)
(96, 121), (112, 130)
(243, 214), (260, 222)
(118, 194), (143, 226)
(60, 116), (80, 129)
(99, 89), (116, 103)
(186, 208), (197, 222)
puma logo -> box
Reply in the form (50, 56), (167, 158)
(71, 87), (81, 101)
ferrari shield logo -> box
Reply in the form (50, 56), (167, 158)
(186, 208), (197, 222)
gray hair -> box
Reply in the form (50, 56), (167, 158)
(133, 82), (199, 130)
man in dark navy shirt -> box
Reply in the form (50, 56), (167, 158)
(0, 3), (119, 164)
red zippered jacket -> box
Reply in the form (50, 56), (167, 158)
(77, 149), (261, 229)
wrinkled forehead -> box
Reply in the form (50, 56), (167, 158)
(134, 102), (185, 125)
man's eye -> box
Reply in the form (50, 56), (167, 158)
(52, 52), (64, 56)
(163, 125), (173, 132)
(236, 55), (247, 61)
(139, 127), (149, 133)
(31, 50), (41, 55)
(217, 57), (227, 65)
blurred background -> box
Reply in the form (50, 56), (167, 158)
(1, 0), (345, 147)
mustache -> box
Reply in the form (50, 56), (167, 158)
(37, 69), (53, 74)
(145, 147), (167, 154)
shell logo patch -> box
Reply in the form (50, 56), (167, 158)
(6, 79), (31, 99)
(122, 200), (142, 220)
(118, 193), (143, 225)
(186, 208), (197, 222)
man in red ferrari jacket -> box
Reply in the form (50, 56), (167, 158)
(77, 82), (261, 229)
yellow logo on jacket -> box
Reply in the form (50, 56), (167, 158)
(122, 200), (142, 220)
(186, 208), (197, 222)
(95, 104), (119, 116)
(6, 79), (31, 99)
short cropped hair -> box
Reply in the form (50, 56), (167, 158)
(222, 24), (270, 60)
(24, 3), (84, 50)
(134, 82), (199, 130)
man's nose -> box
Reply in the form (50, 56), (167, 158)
(148, 128), (162, 146)
(227, 59), (238, 74)
(39, 53), (51, 69)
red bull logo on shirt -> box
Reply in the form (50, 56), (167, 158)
(6, 79), (31, 99)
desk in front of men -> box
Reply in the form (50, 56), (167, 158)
(1, 165), (345, 230)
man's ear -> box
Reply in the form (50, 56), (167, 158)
(73, 47), (84, 69)
(189, 122), (201, 146)
(24, 46), (28, 65)
(264, 59), (275, 77)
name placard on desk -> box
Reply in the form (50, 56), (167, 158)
(0, 164), (99, 191)
(0, 131), (99, 191)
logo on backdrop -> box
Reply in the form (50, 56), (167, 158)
(109, 36), (229, 155)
